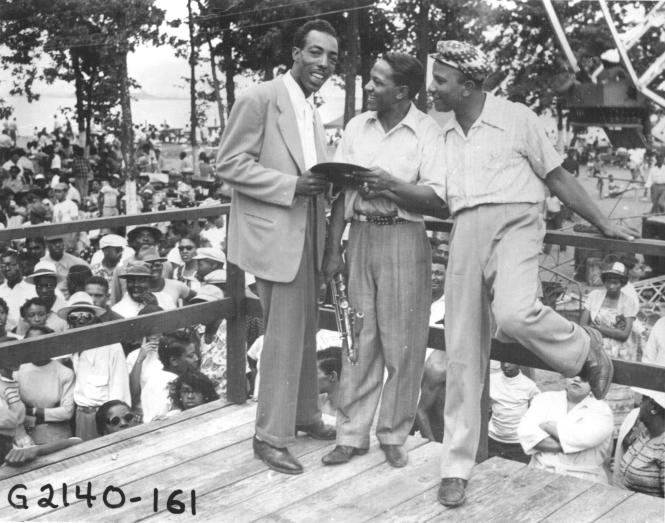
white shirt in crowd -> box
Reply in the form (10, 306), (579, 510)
(71, 344), (130, 408)
(488, 371), (540, 444)
(643, 317), (665, 366)
(0, 279), (36, 332)
(518, 391), (614, 483)
(141, 369), (178, 423)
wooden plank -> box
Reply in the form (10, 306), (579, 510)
(541, 483), (633, 523)
(0, 205), (229, 242)
(373, 456), (525, 523)
(53, 435), (331, 522)
(256, 442), (441, 523)
(0, 402), (253, 494)
(10, 420), (256, 521)
(0, 399), (232, 481)
(594, 492), (665, 523)
(191, 437), (428, 523)
(424, 220), (665, 257)
(0, 299), (235, 367)
(504, 474), (595, 523)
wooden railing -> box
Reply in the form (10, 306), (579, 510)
(0, 210), (663, 411)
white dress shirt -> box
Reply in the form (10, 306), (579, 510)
(283, 71), (318, 170)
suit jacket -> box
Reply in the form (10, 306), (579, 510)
(216, 76), (328, 283)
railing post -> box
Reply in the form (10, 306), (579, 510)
(226, 261), (247, 404)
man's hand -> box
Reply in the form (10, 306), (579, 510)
(295, 170), (327, 197)
(322, 249), (345, 284)
(598, 220), (639, 241)
(139, 291), (158, 306)
(355, 167), (397, 194)
(4, 446), (38, 467)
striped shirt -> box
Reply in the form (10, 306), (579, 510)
(618, 422), (665, 497)
(440, 93), (561, 216)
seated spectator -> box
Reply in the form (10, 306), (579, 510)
(643, 316), (665, 366)
(17, 250), (38, 279)
(84, 276), (123, 323)
(317, 346), (342, 422)
(40, 235), (89, 297)
(90, 234), (133, 285)
(518, 376), (614, 483)
(172, 234), (201, 291)
(126, 305), (164, 413)
(193, 248), (225, 282)
(141, 330), (199, 423)
(112, 263), (173, 317)
(66, 265), (93, 297)
(58, 292), (130, 440)
(0, 249), (37, 332)
(17, 325), (75, 444)
(613, 387), (664, 497)
(0, 363), (34, 448)
(199, 215), (226, 251)
(488, 362), (540, 464)
(189, 285), (227, 397)
(581, 261), (639, 437)
(19, 262), (68, 336)
(0, 298), (18, 343)
(95, 400), (137, 436)
(17, 297), (66, 336)
(142, 249), (195, 308)
(169, 369), (219, 414)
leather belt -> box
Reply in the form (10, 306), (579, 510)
(76, 405), (98, 414)
(353, 214), (409, 226)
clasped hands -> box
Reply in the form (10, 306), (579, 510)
(355, 167), (395, 200)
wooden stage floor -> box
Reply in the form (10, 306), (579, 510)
(0, 400), (662, 522)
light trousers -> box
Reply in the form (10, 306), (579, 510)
(441, 203), (589, 479)
(255, 206), (321, 448)
(336, 221), (431, 448)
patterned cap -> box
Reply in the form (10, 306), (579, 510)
(432, 40), (491, 82)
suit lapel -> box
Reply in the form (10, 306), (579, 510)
(276, 79), (306, 173)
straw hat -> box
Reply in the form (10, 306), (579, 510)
(57, 291), (105, 319)
(631, 387), (665, 409)
(25, 261), (61, 284)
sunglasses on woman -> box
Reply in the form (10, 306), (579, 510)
(178, 245), (195, 251)
(105, 413), (134, 426)
(67, 311), (95, 323)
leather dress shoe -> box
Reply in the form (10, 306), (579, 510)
(580, 326), (614, 399)
(252, 436), (303, 475)
(295, 420), (336, 440)
(380, 444), (408, 468)
(321, 445), (368, 465)
(438, 477), (467, 507)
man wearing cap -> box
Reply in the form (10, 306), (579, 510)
(0, 250), (37, 331)
(59, 291), (130, 440)
(321, 53), (445, 469)
(428, 40), (637, 506)
(193, 247), (226, 283)
(40, 235), (89, 298)
(142, 248), (195, 309)
(112, 263), (173, 318)
(90, 234), (129, 285)
(217, 19), (338, 474)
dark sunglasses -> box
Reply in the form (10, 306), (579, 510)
(178, 245), (195, 251)
(67, 311), (95, 323)
(105, 413), (134, 426)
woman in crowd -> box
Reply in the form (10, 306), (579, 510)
(0, 297), (18, 342)
(95, 400), (137, 436)
(17, 325), (75, 444)
(172, 233), (200, 292)
(613, 387), (664, 497)
(518, 376), (614, 483)
(581, 261), (639, 437)
(17, 297), (50, 336)
(317, 346), (342, 420)
(169, 369), (219, 413)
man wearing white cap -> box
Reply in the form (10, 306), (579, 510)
(193, 247), (226, 282)
(90, 234), (132, 285)
(59, 291), (130, 440)
(18, 261), (68, 335)
(428, 39), (638, 506)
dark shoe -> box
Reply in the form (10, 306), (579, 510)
(438, 477), (467, 507)
(252, 436), (303, 475)
(321, 445), (368, 465)
(296, 420), (336, 440)
(380, 444), (408, 468)
(580, 326), (614, 399)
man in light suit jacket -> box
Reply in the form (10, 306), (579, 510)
(217, 19), (339, 475)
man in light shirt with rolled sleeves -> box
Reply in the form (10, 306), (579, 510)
(428, 40), (637, 507)
(322, 52), (446, 469)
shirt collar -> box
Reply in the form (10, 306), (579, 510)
(442, 92), (508, 134)
(283, 71), (314, 112)
(366, 102), (420, 134)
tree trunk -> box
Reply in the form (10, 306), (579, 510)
(118, 47), (135, 179)
(344, 1), (359, 126)
(415, 0), (430, 111)
(71, 50), (87, 146)
(223, 33), (236, 112)
(187, 0), (198, 175)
